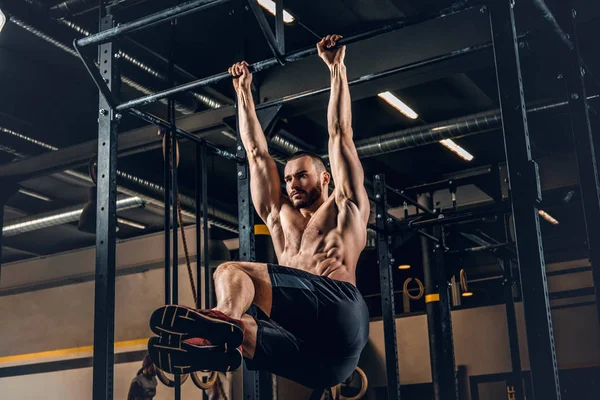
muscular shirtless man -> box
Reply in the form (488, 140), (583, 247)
(147, 35), (370, 389)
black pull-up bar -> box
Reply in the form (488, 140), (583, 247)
(76, 0), (232, 48)
(73, 1), (477, 112)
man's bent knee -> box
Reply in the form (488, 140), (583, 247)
(213, 261), (241, 281)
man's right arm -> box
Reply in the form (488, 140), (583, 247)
(231, 62), (282, 222)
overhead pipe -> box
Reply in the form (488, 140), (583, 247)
(9, 14), (198, 115)
(0, 126), (239, 233)
(3, 197), (144, 237)
(317, 95), (599, 160)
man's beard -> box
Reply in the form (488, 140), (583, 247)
(292, 186), (322, 209)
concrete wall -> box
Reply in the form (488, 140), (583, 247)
(0, 233), (598, 399)
(360, 303), (600, 387)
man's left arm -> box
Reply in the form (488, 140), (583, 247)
(319, 35), (370, 220)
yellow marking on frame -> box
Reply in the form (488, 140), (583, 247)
(0, 338), (149, 364)
(425, 293), (440, 303)
(254, 225), (270, 235)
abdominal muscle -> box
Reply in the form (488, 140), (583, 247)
(278, 231), (357, 286)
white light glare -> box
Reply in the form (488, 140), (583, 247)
(439, 139), (474, 161)
(18, 188), (52, 202)
(257, 0), (295, 23)
(0, 9), (6, 33)
(378, 91), (419, 119)
(117, 218), (147, 230)
(538, 210), (559, 225)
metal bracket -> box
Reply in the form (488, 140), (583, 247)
(247, 0), (286, 65)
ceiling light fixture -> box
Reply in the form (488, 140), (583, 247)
(398, 264), (411, 270)
(117, 217), (147, 230)
(0, 9), (6, 33)
(378, 91), (419, 119)
(18, 188), (52, 202)
(462, 291), (474, 297)
(538, 210), (559, 225)
(257, 0), (295, 23)
(439, 139), (474, 161)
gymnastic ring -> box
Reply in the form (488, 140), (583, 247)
(403, 277), (424, 300)
(191, 370), (218, 390)
(156, 369), (189, 387)
(337, 366), (369, 400)
(460, 269), (468, 293)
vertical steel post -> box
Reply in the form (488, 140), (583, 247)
(433, 224), (458, 400)
(168, 4), (181, 395)
(275, 0), (285, 55)
(202, 143), (211, 308)
(420, 193), (458, 400)
(488, 2), (561, 399)
(237, 107), (259, 400)
(164, 131), (172, 306)
(0, 183), (18, 283)
(92, 5), (119, 400)
(562, 3), (600, 323)
(374, 174), (402, 400)
(196, 143), (202, 308)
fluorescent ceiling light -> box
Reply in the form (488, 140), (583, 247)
(0, 9), (6, 33)
(439, 139), (474, 161)
(18, 188), (52, 202)
(397, 264), (411, 270)
(378, 91), (419, 119)
(462, 291), (473, 297)
(117, 217), (146, 230)
(538, 210), (559, 225)
(257, 0), (295, 23)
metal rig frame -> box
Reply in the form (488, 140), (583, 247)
(0, 0), (597, 400)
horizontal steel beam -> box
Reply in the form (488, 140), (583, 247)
(114, 2), (478, 111)
(76, 0), (232, 47)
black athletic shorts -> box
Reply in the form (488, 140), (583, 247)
(244, 264), (370, 389)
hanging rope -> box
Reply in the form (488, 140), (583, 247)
(177, 193), (198, 305)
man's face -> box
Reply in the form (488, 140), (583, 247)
(284, 156), (323, 209)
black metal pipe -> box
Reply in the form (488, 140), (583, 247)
(385, 183), (436, 215)
(531, 0), (573, 50)
(420, 193), (447, 400)
(408, 204), (510, 229)
(168, 10), (181, 396)
(164, 129), (171, 306)
(92, 12), (119, 400)
(374, 174), (402, 400)
(489, 2), (561, 399)
(561, 2), (600, 324)
(127, 108), (243, 163)
(502, 216), (524, 400)
(195, 143), (202, 309)
(201, 143), (211, 308)
(76, 0), (232, 47)
(114, 3), (481, 111)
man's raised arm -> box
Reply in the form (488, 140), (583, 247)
(229, 62), (282, 222)
(317, 36), (369, 220)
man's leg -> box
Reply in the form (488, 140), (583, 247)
(212, 261), (273, 319)
(210, 261), (272, 359)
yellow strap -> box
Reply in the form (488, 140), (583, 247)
(425, 293), (440, 303)
(254, 224), (270, 236)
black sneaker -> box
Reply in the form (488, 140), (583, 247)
(147, 336), (242, 374)
(149, 305), (244, 351)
